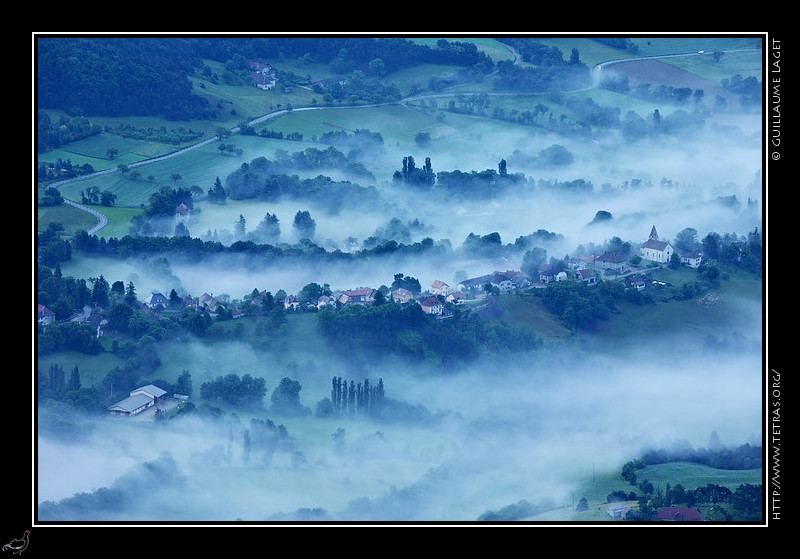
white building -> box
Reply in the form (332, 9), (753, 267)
(108, 384), (167, 417)
(640, 226), (674, 264)
(681, 250), (702, 268)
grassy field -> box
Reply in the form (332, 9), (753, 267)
(36, 203), (99, 237)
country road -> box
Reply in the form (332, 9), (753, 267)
(62, 199), (108, 235)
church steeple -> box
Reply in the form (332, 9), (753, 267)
(649, 225), (659, 241)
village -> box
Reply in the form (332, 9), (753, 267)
(192, 224), (699, 318)
(37, 224), (702, 329)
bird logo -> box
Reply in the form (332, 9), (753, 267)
(2, 531), (29, 555)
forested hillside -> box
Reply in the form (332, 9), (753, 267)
(37, 37), (211, 120)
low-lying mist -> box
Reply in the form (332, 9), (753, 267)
(37, 326), (761, 522)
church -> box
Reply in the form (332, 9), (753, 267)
(639, 226), (674, 264)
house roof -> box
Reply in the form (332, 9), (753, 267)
(145, 293), (168, 304)
(38, 304), (55, 317)
(108, 393), (153, 413)
(175, 203), (190, 215)
(458, 275), (490, 289)
(431, 280), (448, 288)
(343, 288), (374, 297)
(132, 384), (167, 398)
(420, 296), (442, 307)
(596, 251), (627, 263)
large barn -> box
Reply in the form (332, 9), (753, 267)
(108, 384), (167, 416)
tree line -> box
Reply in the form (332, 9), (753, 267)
(187, 36), (492, 77)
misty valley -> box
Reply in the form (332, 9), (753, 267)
(35, 35), (764, 524)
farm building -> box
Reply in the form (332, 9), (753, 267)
(108, 384), (167, 417)
(606, 505), (631, 518)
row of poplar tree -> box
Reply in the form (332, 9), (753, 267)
(330, 376), (385, 417)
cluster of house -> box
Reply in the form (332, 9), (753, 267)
(37, 225), (705, 327)
(245, 59), (347, 94)
(248, 60), (277, 91)
(592, 225), (701, 274)
(284, 281), (460, 317)
(540, 225), (702, 290)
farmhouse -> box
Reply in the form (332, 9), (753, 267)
(595, 251), (628, 272)
(681, 250), (702, 268)
(248, 60), (277, 90)
(606, 505), (631, 518)
(108, 384), (167, 417)
(656, 507), (704, 521)
(574, 268), (597, 285)
(640, 226), (674, 264)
